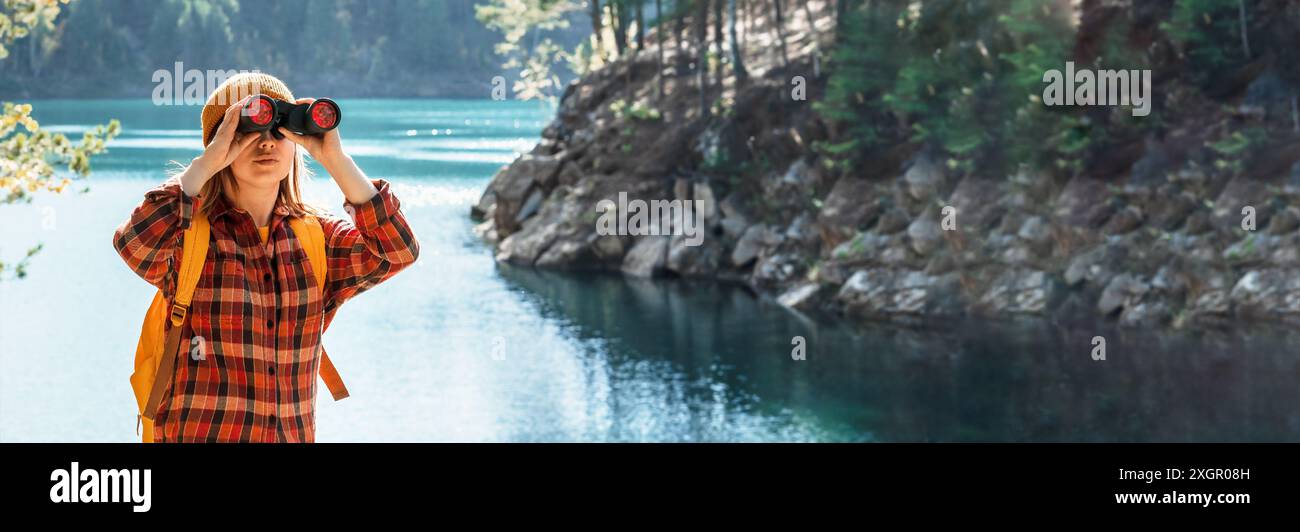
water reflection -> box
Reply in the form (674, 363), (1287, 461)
(499, 266), (1300, 442)
(5, 98), (1297, 442)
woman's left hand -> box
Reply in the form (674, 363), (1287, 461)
(277, 98), (345, 166)
(278, 98), (378, 204)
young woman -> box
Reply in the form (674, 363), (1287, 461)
(113, 73), (419, 442)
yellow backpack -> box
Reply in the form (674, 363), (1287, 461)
(131, 213), (349, 443)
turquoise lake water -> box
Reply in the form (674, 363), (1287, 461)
(1, 99), (1297, 442)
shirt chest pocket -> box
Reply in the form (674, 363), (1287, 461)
(189, 246), (250, 344)
(275, 244), (327, 334)
(278, 244), (318, 291)
(286, 247), (312, 275)
(212, 247), (249, 290)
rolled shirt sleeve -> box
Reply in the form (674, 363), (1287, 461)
(321, 178), (420, 316)
(112, 176), (200, 295)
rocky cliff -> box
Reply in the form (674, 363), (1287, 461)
(471, 2), (1300, 330)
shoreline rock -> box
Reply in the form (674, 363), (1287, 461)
(468, 15), (1300, 333)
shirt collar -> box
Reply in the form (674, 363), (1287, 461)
(204, 189), (293, 227)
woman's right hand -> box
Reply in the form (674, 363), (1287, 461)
(181, 96), (261, 196)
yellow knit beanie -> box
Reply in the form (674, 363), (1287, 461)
(200, 72), (295, 146)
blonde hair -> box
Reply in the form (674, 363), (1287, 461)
(193, 147), (325, 219)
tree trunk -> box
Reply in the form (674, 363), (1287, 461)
(656, 0), (666, 101)
(771, 0), (789, 68)
(618, 1), (633, 103)
(674, 4), (687, 75)
(743, 0), (752, 52)
(713, 0), (724, 88)
(836, 0), (851, 42)
(1237, 0), (1250, 59)
(801, 0), (820, 77)
(729, 0), (747, 84)
(1292, 92), (1298, 133)
(695, 0), (711, 119)
(610, 2), (628, 57)
(590, 0), (604, 55)
(636, 1), (645, 51)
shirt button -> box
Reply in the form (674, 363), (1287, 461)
(268, 364), (276, 376)
(263, 273), (272, 283)
(268, 414), (277, 425)
(266, 319), (275, 329)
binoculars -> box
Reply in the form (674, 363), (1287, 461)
(237, 95), (341, 138)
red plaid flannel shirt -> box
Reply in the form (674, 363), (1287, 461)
(113, 177), (419, 442)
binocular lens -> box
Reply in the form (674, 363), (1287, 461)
(246, 96), (275, 126)
(310, 100), (339, 129)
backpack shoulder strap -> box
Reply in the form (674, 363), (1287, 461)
(290, 215), (328, 290)
(176, 212), (211, 310)
(141, 212), (210, 422)
(289, 215), (350, 401)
